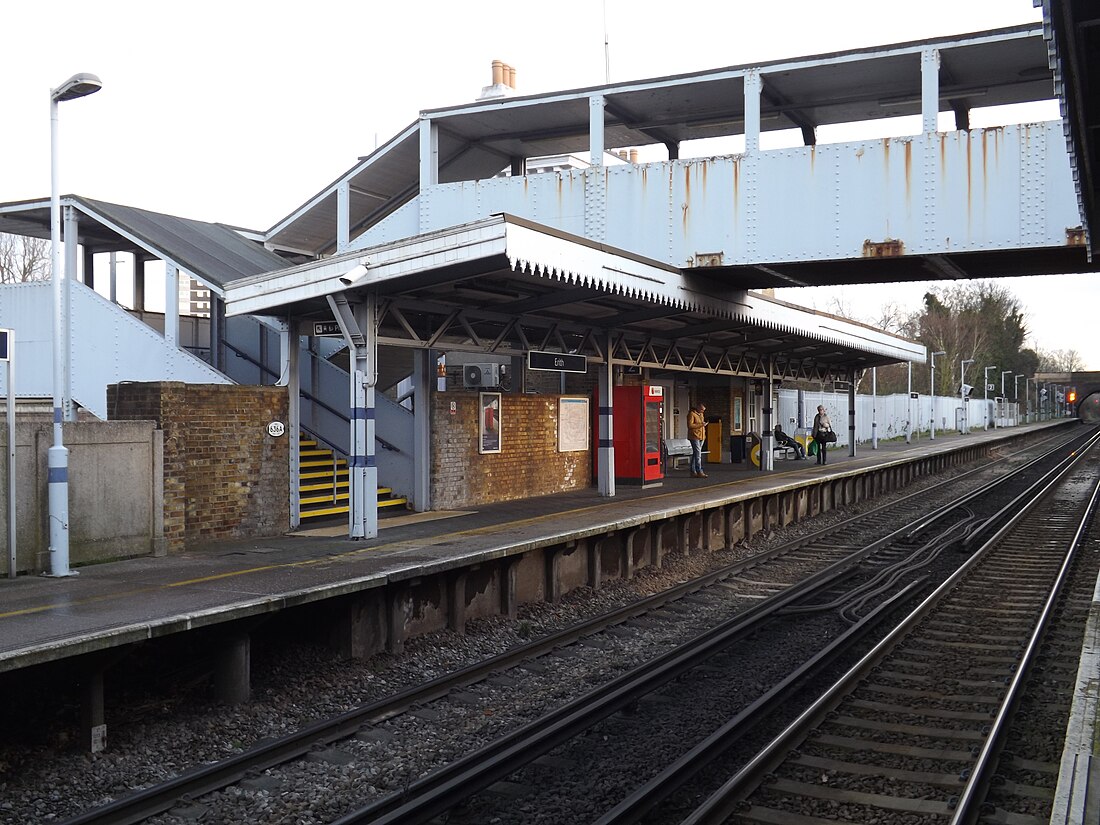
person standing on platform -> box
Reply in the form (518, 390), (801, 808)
(688, 402), (708, 478)
(812, 405), (833, 465)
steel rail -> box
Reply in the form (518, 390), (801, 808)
(331, 562), (856, 825)
(592, 580), (925, 825)
(948, 452), (1100, 824)
(680, 430), (1100, 825)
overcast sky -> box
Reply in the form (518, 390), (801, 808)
(2, 0), (1095, 367)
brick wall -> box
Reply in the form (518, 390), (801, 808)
(431, 392), (591, 509)
(109, 382), (290, 552)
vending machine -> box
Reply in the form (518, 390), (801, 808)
(608, 385), (665, 485)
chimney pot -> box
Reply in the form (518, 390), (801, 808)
(492, 60), (504, 86)
(507, 65), (516, 89)
(629, 149), (639, 163)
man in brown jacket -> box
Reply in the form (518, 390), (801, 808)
(688, 403), (707, 478)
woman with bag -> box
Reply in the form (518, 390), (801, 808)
(812, 404), (834, 465)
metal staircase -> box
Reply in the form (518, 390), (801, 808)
(298, 434), (408, 521)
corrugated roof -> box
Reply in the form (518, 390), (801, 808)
(0, 195), (291, 293)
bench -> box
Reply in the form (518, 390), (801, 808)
(664, 438), (706, 470)
(773, 443), (799, 460)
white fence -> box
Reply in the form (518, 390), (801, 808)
(774, 389), (1022, 446)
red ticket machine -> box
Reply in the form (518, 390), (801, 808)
(611, 385), (665, 485)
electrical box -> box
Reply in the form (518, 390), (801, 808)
(463, 363), (503, 388)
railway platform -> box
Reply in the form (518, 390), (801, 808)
(4, 422), (1069, 675)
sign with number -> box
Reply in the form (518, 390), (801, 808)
(313, 321), (342, 336)
(267, 421), (286, 437)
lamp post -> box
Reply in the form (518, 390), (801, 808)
(960, 358), (974, 433)
(983, 366), (997, 429)
(1014, 374), (1024, 424)
(999, 369), (1011, 429)
(906, 361), (912, 444)
(48, 72), (102, 578)
(930, 350), (945, 439)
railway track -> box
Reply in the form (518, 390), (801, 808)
(58, 426), (1096, 825)
(676, 428), (1100, 825)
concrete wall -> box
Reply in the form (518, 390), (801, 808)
(431, 392), (592, 509)
(0, 420), (163, 575)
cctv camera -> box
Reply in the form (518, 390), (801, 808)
(339, 263), (369, 286)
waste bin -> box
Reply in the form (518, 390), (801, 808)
(706, 421), (723, 463)
(729, 434), (747, 463)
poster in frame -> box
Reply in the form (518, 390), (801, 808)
(479, 392), (502, 454)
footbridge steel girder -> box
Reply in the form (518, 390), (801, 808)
(395, 122), (1081, 282)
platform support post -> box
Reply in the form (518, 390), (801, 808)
(597, 343), (615, 497)
(761, 372), (774, 471)
(448, 571), (467, 634)
(81, 666), (107, 753)
(214, 634), (250, 705)
(500, 557), (519, 618)
(412, 349), (432, 511)
(848, 378), (857, 457)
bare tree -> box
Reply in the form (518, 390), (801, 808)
(0, 233), (51, 283)
(1037, 348), (1084, 372)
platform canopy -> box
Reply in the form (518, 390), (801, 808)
(0, 195), (287, 294)
(265, 24), (1053, 259)
(228, 215), (924, 381)
(1043, 0), (1100, 255)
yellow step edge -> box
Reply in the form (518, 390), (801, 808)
(300, 505), (350, 518)
(300, 468), (350, 477)
(300, 497), (408, 517)
(299, 488), (397, 500)
(301, 481), (350, 493)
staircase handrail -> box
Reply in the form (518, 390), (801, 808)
(221, 338), (404, 455)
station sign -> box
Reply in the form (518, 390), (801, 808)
(528, 350), (587, 373)
(313, 321), (342, 337)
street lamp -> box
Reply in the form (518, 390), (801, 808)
(960, 359), (975, 433)
(983, 365), (997, 429)
(930, 351), (945, 440)
(1014, 374), (1024, 424)
(997, 369), (1012, 429)
(48, 72), (102, 578)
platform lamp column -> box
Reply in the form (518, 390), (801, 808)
(47, 72), (102, 578)
(983, 366), (996, 429)
(959, 359), (974, 433)
(1014, 374), (1024, 424)
(929, 351), (945, 439)
(999, 370), (1012, 428)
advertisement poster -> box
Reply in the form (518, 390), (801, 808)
(479, 392), (502, 454)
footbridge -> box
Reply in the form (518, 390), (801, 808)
(267, 23), (1095, 287)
